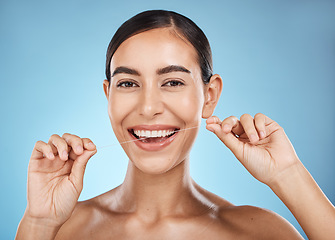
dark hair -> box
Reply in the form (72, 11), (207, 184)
(105, 10), (213, 84)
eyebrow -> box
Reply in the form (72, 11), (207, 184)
(157, 65), (191, 75)
(111, 66), (140, 77)
(111, 65), (191, 77)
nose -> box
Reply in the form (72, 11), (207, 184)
(138, 85), (164, 119)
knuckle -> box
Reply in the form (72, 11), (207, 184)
(35, 141), (47, 150)
(255, 112), (264, 119)
(73, 136), (84, 145)
(62, 132), (72, 138)
(82, 138), (91, 143)
(67, 135), (83, 146)
(240, 113), (251, 121)
(273, 121), (282, 129)
(50, 134), (60, 139)
(35, 140), (45, 146)
(213, 116), (220, 122)
(52, 138), (67, 148)
(73, 135), (82, 141)
(228, 116), (238, 125)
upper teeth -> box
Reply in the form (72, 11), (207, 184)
(133, 129), (175, 138)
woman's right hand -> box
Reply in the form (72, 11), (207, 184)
(25, 133), (97, 227)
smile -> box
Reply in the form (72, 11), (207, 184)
(133, 129), (176, 138)
(128, 125), (180, 151)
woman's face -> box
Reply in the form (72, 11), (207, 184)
(104, 28), (208, 174)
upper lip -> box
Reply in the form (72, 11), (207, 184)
(128, 125), (180, 131)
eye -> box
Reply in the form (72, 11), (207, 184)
(162, 80), (185, 87)
(117, 80), (139, 88)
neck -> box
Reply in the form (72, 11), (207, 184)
(117, 158), (206, 221)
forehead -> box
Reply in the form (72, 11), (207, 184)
(110, 28), (199, 74)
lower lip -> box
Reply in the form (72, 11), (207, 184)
(128, 131), (178, 151)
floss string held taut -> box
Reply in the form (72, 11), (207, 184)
(97, 125), (200, 150)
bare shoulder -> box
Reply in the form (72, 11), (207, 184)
(55, 189), (117, 240)
(217, 205), (304, 239)
(54, 200), (100, 240)
(192, 182), (303, 239)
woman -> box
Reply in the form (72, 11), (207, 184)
(16, 10), (334, 239)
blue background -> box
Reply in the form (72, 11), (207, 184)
(1, 0), (334, 239)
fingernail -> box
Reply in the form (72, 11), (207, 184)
(260, 131), (266, 139)
(48, 152), (54, 159)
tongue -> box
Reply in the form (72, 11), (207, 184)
(140, 136), (170, 143)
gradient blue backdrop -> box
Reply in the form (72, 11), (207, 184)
(1, 0), (334, 239)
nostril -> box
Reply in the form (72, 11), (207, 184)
(138, 93), (164, 117)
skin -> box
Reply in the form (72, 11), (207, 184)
(15, 28), (335, 240)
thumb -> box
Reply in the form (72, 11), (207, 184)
(69, 149), (97, 191)
(206, 123), (243, 160)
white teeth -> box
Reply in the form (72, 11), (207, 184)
(133, 129), (175, 138)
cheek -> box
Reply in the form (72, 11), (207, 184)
(108, 93), (136, 135)
(167, 89), (204, 124)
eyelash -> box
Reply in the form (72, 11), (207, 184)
(162, 80), (185, 87)
(116, 79), (185, 88)
(116, 81), (139, 88)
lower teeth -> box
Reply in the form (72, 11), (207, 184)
(138, 133), (175, 143)
(140, 137), (167, 143)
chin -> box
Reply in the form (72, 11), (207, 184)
(128, 152), (185, 175)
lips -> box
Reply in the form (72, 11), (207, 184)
(128, 125), (180, 151)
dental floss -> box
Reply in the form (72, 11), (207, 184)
(97, 125), (200, 150)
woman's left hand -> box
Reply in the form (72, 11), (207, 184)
(206, 113), (300, 186)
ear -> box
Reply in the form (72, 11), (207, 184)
(202, 74), (223, 119)
(103, 79), (110, 99)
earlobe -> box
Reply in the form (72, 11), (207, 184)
(202, 74), (223, 119)
(103, 80), (110, 99)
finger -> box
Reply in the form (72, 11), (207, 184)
(206, 116), (221, 134)
(263, 114), (282, 135)
(69, 148), (78, 160)
(240, 114), (259, 143)
(220, 116), (244, 135)
(206, 115), (222, 125)
(254, 113), (266, 139)
(48, 134), (69, 161)
(49, 143), (58, 156)
(69, 138), (96, 160)
(48, 134), (68, 159)
(31, 141), (55, 160)
(264, 114), (276, 126)
(82, 138), (96, 151)
(206, 123), (243, 160)
(69, 149), (97, 191)
(62, 133), (84, 155)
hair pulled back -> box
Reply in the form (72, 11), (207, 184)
(105, 10), (213, 84)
